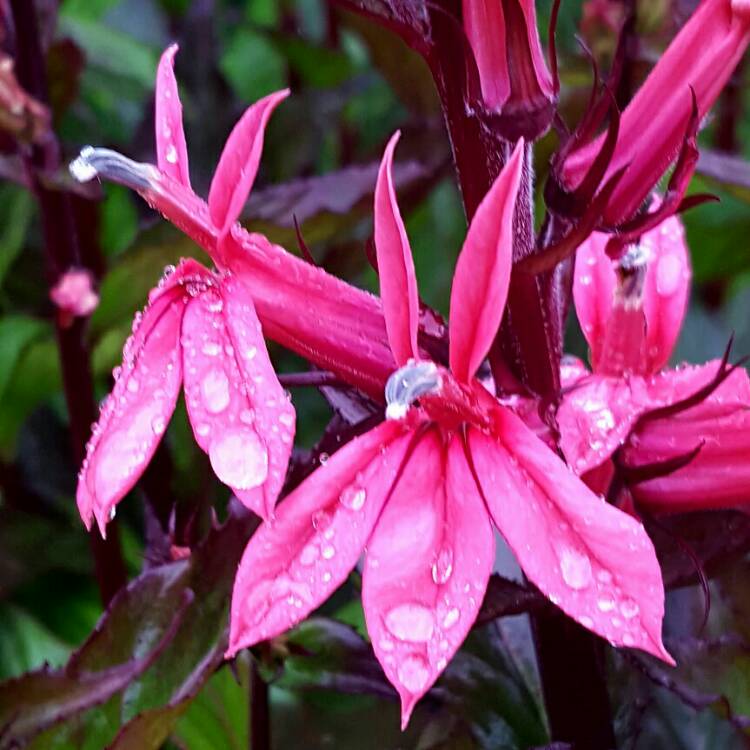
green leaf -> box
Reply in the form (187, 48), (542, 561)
(219, 28), (287, 104)
(0, 186), (34, 287)
(0, 316), (49, 403)
(0, 506), (258, 749)
(0, 604), (71, 681)
(100, 185), (139, 258)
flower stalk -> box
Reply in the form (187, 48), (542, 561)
(9, 0), (126, 605)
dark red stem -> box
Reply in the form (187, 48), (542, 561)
(250, 659), (270, 750)
(9, 0), (126, 606)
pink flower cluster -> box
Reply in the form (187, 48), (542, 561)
(69, 0), (750, 727)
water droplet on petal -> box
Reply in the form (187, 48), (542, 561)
(559, 547), (592, 590)
(379, 637), (394, 652)
(385, 603), (435, 643)
(431, 548), (454, 585)
(299, 544), (318, 566)
(165, 144), (178, 164)
(201, 369), (230, 413)
(208, 428), (268, 490)
(620, 599), (639, 619)
(201, 341), (221, 357)
(127, 379), (140, 393)
(312, 510), (332, 531)
(321, 544), (335, 560)
(239, 409), (255, 425)
(622, 632), (635, 646)
(196, 423), (210, 437)
(109, 506), (117, 521)
(151, 416), (166, 435)
(244, 346), (257, 360)
(597, 597), (616, 612)
(397, 654), (430, 693)
(339, 485), (366, 511)
(579, 615), (594, 629)
(319, 452), (329, 466)
(596, 570), (613, 584)
(441, 607), (460, 629)
(279, 412), (294, 428)
(656, 254), (682, 297)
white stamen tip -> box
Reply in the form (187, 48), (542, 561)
(384, 359), (441, 420)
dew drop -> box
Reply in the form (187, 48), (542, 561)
(201, 341), (221, 357)
(196, 423), (210, 437)
(239, 409), (255, 425)
(312, 510), (332, 531)
(397, 654), (430, 693)
(379, 637), (394, 652)
(279, 412), (294, 428)
(622, 632), (635, 646)
(319, 452), (330, 466)
(597, 596), (616, 612)
(165, 144), (178, 164)
(127, 378), (140, 393)
(620, 599), (639, 619)
(321, 544), (335, 560)
(244, 346), (258, 360)
(151, 415), (166, 435)
(339, 485), (366, 511)
(208, 428), (268, 490)
(559, 547), (593, 590)
(385, 603), (435, 643)
(441, 607), (460, 630)
(656, 254), (682, 297)
(299, 544), (318, 566)
(431, 548), (454, 585)
(201, 369), (230, 413)
(579, 615), (594, 629)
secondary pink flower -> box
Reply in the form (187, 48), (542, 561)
(227, 134), (671, 729)
(561, 0), (750, 224)
(558, 211), (750, 486)
(50, 268), (99, 325)
(74, 46), (294, 535)
(462, 0), (556, 137)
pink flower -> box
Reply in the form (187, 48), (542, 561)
(557, 210), (750, 501)
(74, 46), (294, 535)
(50, 268), (99, 325)
(561, 0), (750, 224)
(462, 0), (556, 138)
(227, 134), (671, 729)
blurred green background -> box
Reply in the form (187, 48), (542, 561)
(2, 1), (750, 747)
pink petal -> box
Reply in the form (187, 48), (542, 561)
(77, 274), (187, 536)
(208, 89), (289, 236)
(374, 131), (419, 365)
(557, 374), (644, 474)
(155, 44), (191, 188)
(362, 429), (494, 728)
(180, 279), (294, 520)
(470, 411), (672, 663)
(573, 211), (690, 376)
(573, 232), (617, 370)
(227, 421), (412, 656)
(221, 275), (296, 517)
(641, 213), (691, 373)
(449, 140), (524, 382)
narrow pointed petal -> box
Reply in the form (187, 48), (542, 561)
(181, 281), (293, 519)
(641, 214), (691, 373)
(470, 413), (672, 663)
(561, 0), (750, 224)
(374, 131), (419, 365)
(208, 90), (289, 236)
(573, 231), (616, 369)
(77, 279), (185, 535)
(449, 140), (524, 382)
(221, 275), (295, 518)
(155, 44), (191, 187)
(227, 421), (411, 656)
(362, 430), (494, 728)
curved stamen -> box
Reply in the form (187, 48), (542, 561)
(384, 360), (441, 420)
(70, 147), (159, 192)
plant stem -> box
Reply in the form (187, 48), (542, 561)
(9, 0), (126, 606)
(250, 659), (270, 750)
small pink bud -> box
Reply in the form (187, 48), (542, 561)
(50, 268), (99, 325)
(463, 0), (556, 139)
